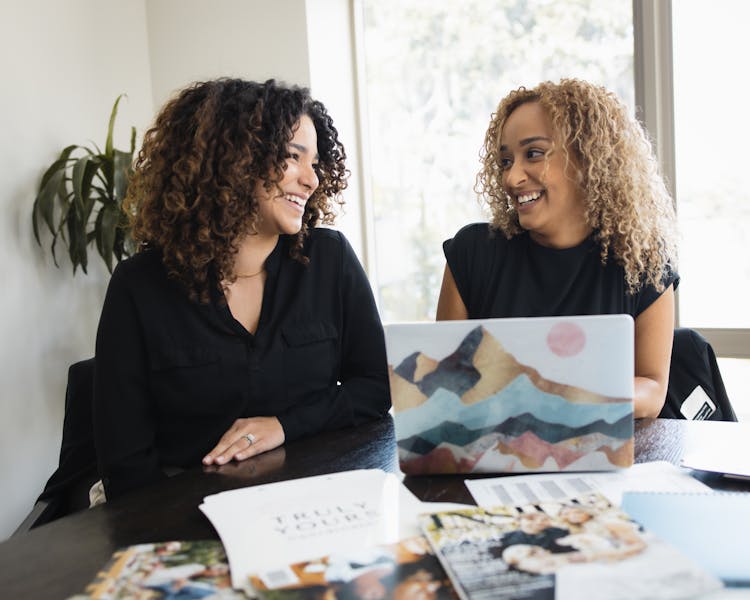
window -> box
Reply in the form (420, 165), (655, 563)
(356, 0), (749, 420)
(672, 0), (750, 329)
(671, 0), (750, 421)
(359, 0), (633, 322)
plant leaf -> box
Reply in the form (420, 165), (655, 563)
(38, 145), (77, 191)
(49, 202), (70, 268)
(113, 208), (135, 262)
(105, 94), (126, 160)
(91, 183), (109, 196)
(99, 152), (114, 198)
(50, 234), (60, 268)
(32, 144), (78, 244)
(53, 175), (72, 261)
(96, 202), (119, 272)
(67, 204), (88, 274)
(72, 155), (95, 220)
(81, 157), (102, 222)
(94, 209), (104, 258)
(113, 149), (132, 203)
(33, 95), (137, 274)
(33, 168), (65, 244)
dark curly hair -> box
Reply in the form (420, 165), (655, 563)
(124, 78), (348, 303)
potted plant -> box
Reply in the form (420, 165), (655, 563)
(32, 95), (136, 274)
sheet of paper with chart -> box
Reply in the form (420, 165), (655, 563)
(465, 461), (710, 507)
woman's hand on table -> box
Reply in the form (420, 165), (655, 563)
(202, 416), (285, 465)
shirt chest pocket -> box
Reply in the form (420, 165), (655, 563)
(281, 321), (338, 400)
(148, 345), (222, 416)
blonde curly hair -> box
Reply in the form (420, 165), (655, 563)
(476, 78), (678, 292)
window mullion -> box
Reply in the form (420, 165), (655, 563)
(633, 0), (678, 323)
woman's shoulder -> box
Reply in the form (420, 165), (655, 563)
(304, 227), (356, 260)
(110, 247), (167, 286)
(452, 221), (493, 240)
(445, 222), (512, 254)
(306, 226), (346, 245)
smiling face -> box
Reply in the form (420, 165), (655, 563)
(559, 505), (592, 526)
(518, 511), (553, 534)
(499, 101), (590, 248)
(254, 114), (319, 238)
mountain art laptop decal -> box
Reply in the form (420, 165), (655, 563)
(388, 320), (634, 475)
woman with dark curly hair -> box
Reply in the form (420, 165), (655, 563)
(436, 79), (678, 418)
(93, 78), (390, 500)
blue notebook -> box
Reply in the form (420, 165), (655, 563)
(621, 491), (750, 586)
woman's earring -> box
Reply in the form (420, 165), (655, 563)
(505, 192), (515, 212)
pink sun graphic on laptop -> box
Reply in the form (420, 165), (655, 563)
(547, 321), (586, 357)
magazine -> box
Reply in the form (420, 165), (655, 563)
(464, 461), (710, 507)
(70, 539), (245, 599)
(248, 535), (457, 599)
(419, 492), (723, 600)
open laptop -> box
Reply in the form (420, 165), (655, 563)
(384, 315), (634, 475)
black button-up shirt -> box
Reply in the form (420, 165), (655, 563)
(93, 228), (390, 500)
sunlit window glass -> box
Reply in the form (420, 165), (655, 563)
(672, 0), (750, 421)
(360, 0), (633, 322)
(672, 0), (750, 328)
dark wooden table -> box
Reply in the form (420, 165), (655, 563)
(1, 417), (747, 598)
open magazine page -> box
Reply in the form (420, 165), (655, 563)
(199, 470), (424, 593)
(420, 492), (722, 600)
(69, 540), (244, 599)
(464, 461), (710, 507)
(248, 535), (458, 599)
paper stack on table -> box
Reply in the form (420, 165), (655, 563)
(199, 468), (469, 595)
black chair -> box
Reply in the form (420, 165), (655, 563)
(659, 328), (737, 422)
(14, 358), (99, 535)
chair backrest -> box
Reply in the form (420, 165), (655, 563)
(32, 358), (98, 527)
(660, 328), (737, 421)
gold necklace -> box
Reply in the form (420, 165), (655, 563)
(235, 268), (265, 279)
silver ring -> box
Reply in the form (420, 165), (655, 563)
(244, 433), (256, 446)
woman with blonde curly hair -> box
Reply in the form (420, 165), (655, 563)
(93, 78), (390, 500)
(437, 79), (678, 418)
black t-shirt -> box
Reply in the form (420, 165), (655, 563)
(496, 526), (575, 555)
(93, 228), (390, 500)
(443, 223), (678, 319)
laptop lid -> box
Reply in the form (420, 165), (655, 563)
(385, 315), (634, 475)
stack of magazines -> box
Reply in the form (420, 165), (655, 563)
(74, 468), (726, 599)
(75, 469), (465, 599)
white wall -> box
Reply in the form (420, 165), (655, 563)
(145, 0), (311, 107)
(0, 0), (364, 540)
(0, 0), (155, 539)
